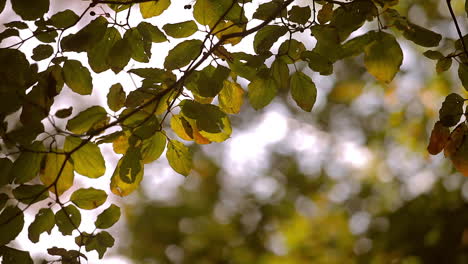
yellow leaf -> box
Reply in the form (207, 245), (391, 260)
(170, 114), (194, 141)
(219, 80), (244, 114)
(364, 31), (403, 83)
(139, 0), (170, 18)
(40, 152), (74, 195)
(110, 158), (143, 197)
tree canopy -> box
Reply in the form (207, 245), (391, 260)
(0, 0), (468, 262)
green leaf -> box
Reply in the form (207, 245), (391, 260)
(136, 22), (167, 43)
(439, 93), (465, 127)
(181, 100), (232, 142)
(39, 152), (74, 195)
(436, 57), (452, 73)
(48, 9), (79, 28)
(166, 140), (192, 176)
(253, 1), (286, 21)
(107, 38), (132, 73)
(47, 247), (87, 262)
(11, 0), (49, 20)
(76, 231), (115, 259)
(88, 27), (121, 73)
(0, 246), (33, 264)
(107, 83), (126, 112)
(10, 142), (45, 184)
(248, 78), (277, 110)
(110, 157), (144, 196)
(399, 22), (442, 48)
(193, 0), (233, 26)
(64, 137), (106, 178)
(63, 60), (93, 95)
(0, 158), (13, 187)
(0, 28), (19, 43)
(31, 44), (54, 61)
(28, 208), (54, 243)
(55, 205), (81, 236)
(4, 21), (28, 29)
(271, 59), (289, 90)
(164, 39), (203, 70)
(70, 187), (107, 210)
(186, 65), (231, 98)
(66, 106), (108, 134)
(95, 204), (121, 229)
(119, 146), (142, 184)
(337, 31), (377, 59)
(141, 132), (166, 164)
(124, 27), (151, 63)
(288, 5), (311, 25)
(364, 31), (403, 83)
(128, 67), (176, 83)
(310, 25), (341, 62)
(139, 0), (170, 18)
(0, 206), (24, 246)
(163, 20), (198, 38)
(423, 50), (444, 60)
(458, 63), (468, 91)
(12, 185), (48, 204)
(55, 107), (73, 118)
(330, 1), (376, 41)
(289, 71), (317, 112)
(301, 51), (333, 75)
(219, 80), (244, 114)
(253, 25), (288, 54)
(278, 39), (306, 64)
(61, 16), (107, 52)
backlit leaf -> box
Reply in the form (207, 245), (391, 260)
(136, 22), (167, 43)
(11, 0), (49, 20)
(253, 1), (286, 21)
(301, 51), (333, 75)
(55, 205), (81, 236)
(0, 158), (13, 187)
(290, 71), (317, 112)
(364, 31), (403, 83)
(70, 187), (107, 210)
(31, 44), (53, 61)
(166, 140), (192, 176)
(253, 25), (288, 54)
(12, 185), (48, 204)
(458, 63), (468, 91)
(48, 10), (79, 28)
(162, 20), (198, 38)
(64, 137), (106, 178)
(219, 80), (244, 114)
(10, 142), (44, 184)
(436, 57), (452, 73)
(40, 152), (74, 195)
(0, 246), (33, 264)
(61, 17), (107, 52)
(0, 206), (24, 246)
(55, 107), (73, 118)
(248, 78), (277, 110)
(444, 123), (467, 158)
(76, 231), (114, 259)
(288, 5), (311, 25)
(63, 60), (93, 95)
(141, 132), (166, 164)
(399, 22), (442, 48)
(66, 106), (108, 134)
(107, 83), (126, 112)
(427, 121), (450, 155)
(140, 0), (170, 18)
(164, 39), (203, 70)
(110, 157), (144, 196)
(28, 208), (54, 243)
(278, 39), (306, 64)
(119, 146), (142, 184)
(95, 204), (121, 229)
(171, 114), (194, 141)
(88, 27), (121, 73)
(439, 93), (465, 127)
(107, 38), (132, 73)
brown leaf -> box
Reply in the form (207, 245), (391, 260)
(427, 121), (450, 155)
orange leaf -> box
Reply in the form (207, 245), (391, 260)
(444, 123), (467, 158)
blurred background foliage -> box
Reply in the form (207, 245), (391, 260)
(116, 0), (468, 263)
